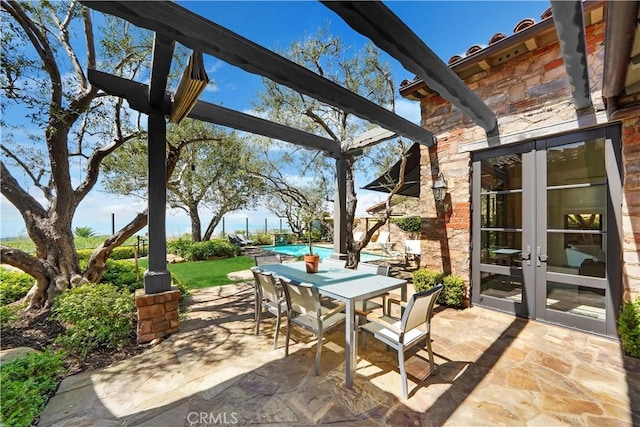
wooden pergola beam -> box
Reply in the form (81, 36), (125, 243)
(551, 0), (592, 110)
(87, 69), (342, 156)
(79, 0), (434, 147)
(188, 102), (341, 156)
(322, 1), (498, 136)
(148, 33), (175, 107)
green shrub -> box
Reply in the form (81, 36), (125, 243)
(441, 275), (466, 308)
(0, 269), (34, 305)
(52, 283), (135, 359)
(185, 240), (238, 261)
(101, 259), (143, 292)
(618, 298), (640, 358)
(167, 238), (194, 258)
(413, 269), (445, 294)
(391, 216), (422, 233)
(76, 248), (93, 263)
(109, 246), (136, 260)
(413, 269), (466, 307)
(0, 349), (67, 427)
(0, 303), (25, 333)
(253, 232), (274, 245)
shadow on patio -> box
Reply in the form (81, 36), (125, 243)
(39, 282), (639, 426)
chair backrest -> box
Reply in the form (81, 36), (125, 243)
(280, 277), (321, 319)
(401, 284), (443, 336)
(356, 262), (389, 276)
(376, 265), (391, 276)
(376, 230), (390, 244)
(251, 267), (281, 302)
(321, 258), (346, 269)
(254, 254), (282, 266)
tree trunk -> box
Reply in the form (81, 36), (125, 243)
(84, 211), (149, 283)
(203, 212), (224, 241)
(189, 204), (202, 241)
(1, 217), (84, 309)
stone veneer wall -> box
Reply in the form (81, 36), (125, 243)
(135, 286), (180, 343)
(621, 112), (640, 302)
(414, 18), (640, 301)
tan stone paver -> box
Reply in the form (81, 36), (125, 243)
(39, 282), (640, 426)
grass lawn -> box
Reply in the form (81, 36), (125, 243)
(138, 256), (255, 289)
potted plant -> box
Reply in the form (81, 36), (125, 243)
(304, 220), (319, 273)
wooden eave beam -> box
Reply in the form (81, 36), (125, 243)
(87, 70), (341, 156)
(551, 0), (592, 110)
(322, 0), (498, 136)
(148, 33), (175, 108)
(79, 0), (434, 147)
(603, 1), (639, 100)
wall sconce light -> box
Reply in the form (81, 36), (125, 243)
(431, 172), (448, 209)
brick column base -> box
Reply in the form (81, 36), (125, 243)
(135, 286), (180, 344)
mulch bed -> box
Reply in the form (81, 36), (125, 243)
(2, 307), (148, 376)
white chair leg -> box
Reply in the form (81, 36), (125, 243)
(255, 303), (261, 335)
(425, 332), (435, 375)
(314, 329), (323, 376)
(274, 311), (281, 349)
(398, 348), (408, 399)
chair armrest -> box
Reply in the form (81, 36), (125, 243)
(365, 312), (403, 334)
(387, 297), (407, 308)
(354, 309), (368, 318)
(320, 303), (346, 320)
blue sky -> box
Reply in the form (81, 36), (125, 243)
(1, 1), (549, 238)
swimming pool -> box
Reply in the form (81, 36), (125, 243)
(260, 244), (381, 262)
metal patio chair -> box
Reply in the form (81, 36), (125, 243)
(360, 284), (444, 399)
(254, 253), (282, 266)
(354, 262), (391, 316)
(280, 277), (346, 375)
(251, 267), (287, 349)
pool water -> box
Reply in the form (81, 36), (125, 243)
(260, 244), (381, 262)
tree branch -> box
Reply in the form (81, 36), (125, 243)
(0, 144), (53, 202)
(304, 108), (339, 142)
(3, 1), (61, 99)
(0, 161), (48, 218)
(54, 0), (88, 92)
(84, 210), (148, 283)
(0, 246), (50, 282)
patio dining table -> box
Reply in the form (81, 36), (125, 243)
(259, 260), (407, 387)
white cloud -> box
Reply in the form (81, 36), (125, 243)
(206, 60), (224, 75)
(203, 82), (219, 93)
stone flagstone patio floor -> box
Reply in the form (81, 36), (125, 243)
(39, 281), (640, 426)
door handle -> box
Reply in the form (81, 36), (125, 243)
(521, 246), (532, 266)
(536, 246), (547, 266)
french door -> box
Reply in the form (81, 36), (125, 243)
(472, 125), (621, 336)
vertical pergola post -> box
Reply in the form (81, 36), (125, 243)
(144, 112), (172, 294)
(332, 156), (348, 260)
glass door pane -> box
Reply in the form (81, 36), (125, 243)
(537, 137), (608, 332)
(477, 152), (527, 313)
